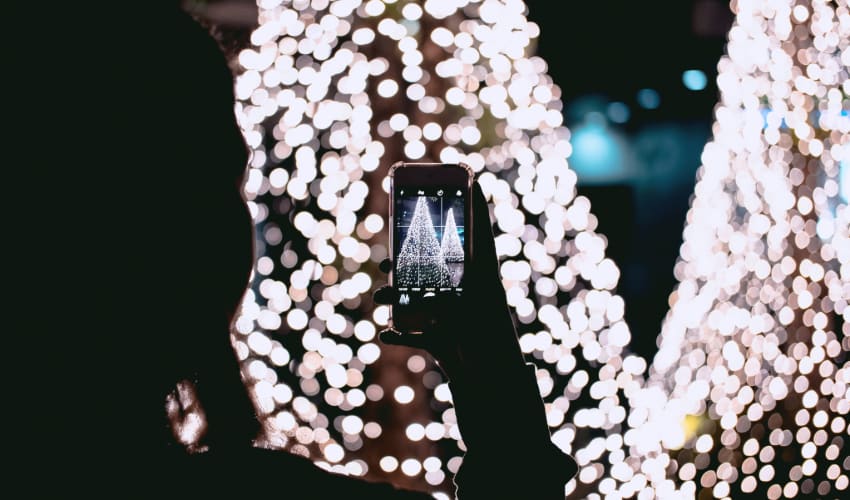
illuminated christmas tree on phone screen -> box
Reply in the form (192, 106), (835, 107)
(396, 196), (450, 288)
(440, 207), (464, 287)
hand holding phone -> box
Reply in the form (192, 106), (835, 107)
(388, 162), (473, 334)
(376, 171), (522, 378)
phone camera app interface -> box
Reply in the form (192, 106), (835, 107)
(394, 187), (465, 300)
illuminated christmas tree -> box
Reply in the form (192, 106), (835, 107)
(440, 208), (463, 262)
(396, 196), (450, 288)
(440, 207), (463, 287)
(188, 0), (850, 496)
(232, 0), (640, 496)
(634, 1), (850, 498)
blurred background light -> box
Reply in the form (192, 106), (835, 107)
(605, 101), (630, 124)
(636, 88), (661, 110)
(568, 113), (628, 184)
(681, 69), (707, 91)
(183, 0), (849, 498)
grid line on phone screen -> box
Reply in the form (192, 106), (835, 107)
(396, 192), (463, 289)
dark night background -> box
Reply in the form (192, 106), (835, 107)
(527, 0), (734, 360)
(190, 0), (736, 361)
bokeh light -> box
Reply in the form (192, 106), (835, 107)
(606, 101), (630, 124)
(645, 0), (850, 497)
(232, 0), (639, 494)
(637, 88), (661, 110)
(225, 0), (849, 498)
(682, 69), (708, 91)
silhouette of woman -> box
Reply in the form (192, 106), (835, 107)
(28, 3), (575, 498)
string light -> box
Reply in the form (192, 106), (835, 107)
(231, 0), (849, 497)
(641, 0), (850, 497)
(234, 0), (637, 493)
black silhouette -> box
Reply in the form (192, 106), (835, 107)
(24, 3), (576, 498)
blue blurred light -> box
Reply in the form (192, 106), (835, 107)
(569, 115), (624, 182)
(682, 69), (707, 91)
(840, 161), (849, 204)
(636, 88), (660, 109)
(607, 101), (630, 124)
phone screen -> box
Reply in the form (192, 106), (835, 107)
(393, 186), (466, 305)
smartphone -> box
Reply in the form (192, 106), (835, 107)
(388, 162), (473, 333)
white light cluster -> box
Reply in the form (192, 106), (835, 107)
(234, 0), (643, 495)
(231, 0), (848, 497)
(638, 0), (850, 498)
